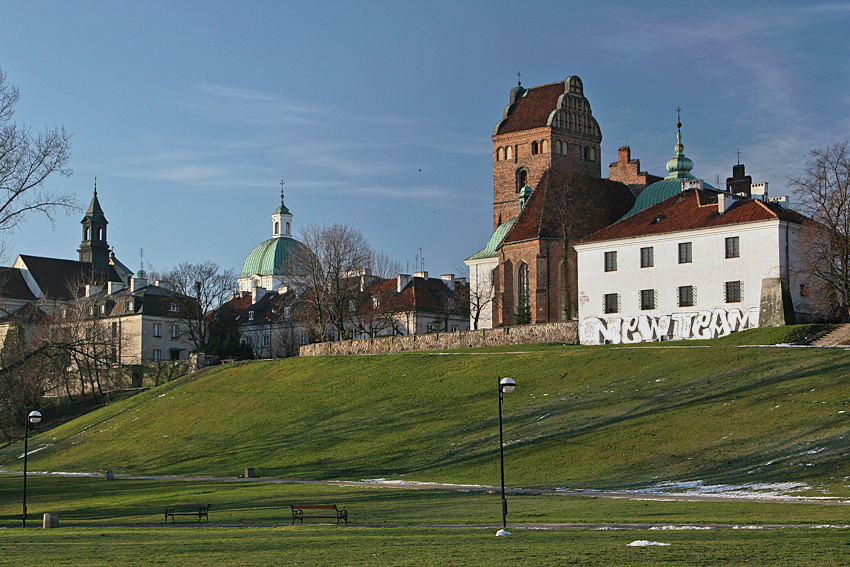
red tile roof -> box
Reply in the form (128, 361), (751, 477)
(581, 189), (809, 243)
(502, 169), (635, 244)
(495, 82), (565, 135)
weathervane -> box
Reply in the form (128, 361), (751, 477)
(517, 71), (521, 86)
(676, 107), (682, 130)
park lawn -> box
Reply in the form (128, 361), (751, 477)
(0, 526), (849, 567)
(1, 476), (849, 528)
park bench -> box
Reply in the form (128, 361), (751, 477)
(290, 504), (348, 526)
(164, 504), (210, 523)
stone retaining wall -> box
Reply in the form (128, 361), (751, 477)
(299, 322), (578, 356)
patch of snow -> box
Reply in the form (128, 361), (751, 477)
(627, 540), (670, 547)
(17, 444), (52, 459)
(495, 529), (512, 536)
(650, 525), (712, 530)
(632, 480), (828, 500)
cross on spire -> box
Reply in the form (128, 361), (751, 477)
(94, 176), (97, 195)
(736, 149), (742, 165)
(676, 107), (682, 130)
(517, 71), (521, 86)
(280, 179), (285, 200)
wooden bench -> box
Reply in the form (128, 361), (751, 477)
(290, 504), (348, 526)
(164, 504), (210, 523)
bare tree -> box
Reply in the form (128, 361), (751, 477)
(160, 261), (236, 352)
(294, 223), (376, 341)
(0, 68), (75, 259)
(790, 140), (850, 320)
(545, 165), (604, 321)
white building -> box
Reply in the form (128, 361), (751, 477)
(576, 185), (812, 345)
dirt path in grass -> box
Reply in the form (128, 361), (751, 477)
(12, 471), (850, 506)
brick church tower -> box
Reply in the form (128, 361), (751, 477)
(491, 76), (602, 230)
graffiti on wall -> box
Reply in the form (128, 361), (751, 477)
(579, 307), (760, 345)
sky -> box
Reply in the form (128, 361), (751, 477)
(0, 1), (848, 280)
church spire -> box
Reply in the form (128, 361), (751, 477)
(664, 109), (696, 181)
(272, 180), (293, 238)
(78, 178), (110, 277)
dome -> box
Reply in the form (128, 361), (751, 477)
(240, 236), (311, 278)
(620, 127), (714, 219)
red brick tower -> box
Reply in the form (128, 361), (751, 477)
(491, 76), (602, 230)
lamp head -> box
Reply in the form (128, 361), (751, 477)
(499, 377), (516, 393)
(27, 410), (41, 425)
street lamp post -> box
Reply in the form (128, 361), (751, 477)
(497, 377), (516, 535)
(22, 410), (42, 528)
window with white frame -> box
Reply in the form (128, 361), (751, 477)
(153, 323), (162, 337)
(171, 324), (179, 338)
(604, 251), (617, 272)
(169, 302), (179, 312)
(153, 349), (162, 362)
(678, 242), (692, 264)
(640, 247), (654, 268)
(725, 236), (740, 259)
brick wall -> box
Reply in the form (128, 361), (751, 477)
(299, 321), (578, 356)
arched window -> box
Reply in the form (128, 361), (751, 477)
(274, 221), (280, 235)
(84, 227), (90, 241)
(496, 147), (503, 161)
(531, 141), (538, 155)
(285, 222), (290, 235)
(516, 169), (528, 193)
(506, 146), (513, 160)
(515, 263), (531, 324)
(541, 140), (548, 153)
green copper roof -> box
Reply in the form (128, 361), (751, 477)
(466, 218), (516, 261)
(240, 236), (310, 278)
(620, 127), (713, 219)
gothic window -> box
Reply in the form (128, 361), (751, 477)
(531, 141), (539, 155)
(516, 169), (528, 193)
(506, 146), (513, 160)
(496, 147), (504, 161)
(517, 263), (530, 307)
(541, 139), (548, 153)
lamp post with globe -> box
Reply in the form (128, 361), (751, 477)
(22, 410), (42, 528)
(497, 377), (516, 535)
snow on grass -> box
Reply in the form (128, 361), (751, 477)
(627, 540), (670, 546)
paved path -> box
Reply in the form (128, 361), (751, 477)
(7, 470), (849, 506)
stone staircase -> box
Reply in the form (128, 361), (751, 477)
(810, 324), (850, 346)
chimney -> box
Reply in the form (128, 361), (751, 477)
(751, 182), (769, 200)
(130, 277), (147, 292)
(107, 281), (125, 294)
(397, 274), (412, 293)
(768, 195), (790, 208)
(413, 271), (428, 280)
(85, 284), (101, 297)
(682, 179), (704, 192)
(252, 286), (266, 304)
(718, 192), (735, 214)
(440, 274), (455, 291)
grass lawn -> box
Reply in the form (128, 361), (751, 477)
(0, 526), (849, 566)
(1, 476), (849, 528)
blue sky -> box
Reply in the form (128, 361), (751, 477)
(0, 1), (848, 279)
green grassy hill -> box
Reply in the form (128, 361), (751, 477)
(3, 327), (850, 497)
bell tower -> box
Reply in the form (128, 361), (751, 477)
(78, 179), (110, 277)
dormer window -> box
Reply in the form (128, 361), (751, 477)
(169, 302), (179, 313)
(248, 311), (254, 321)
(125, 300), (134, 312)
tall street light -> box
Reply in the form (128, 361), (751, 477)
(497, 377), (516, 536)
(22, 410), (42, 528)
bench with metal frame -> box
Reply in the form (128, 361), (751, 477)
(164, 504), (210, 523)
(290, 504), (348, 526)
